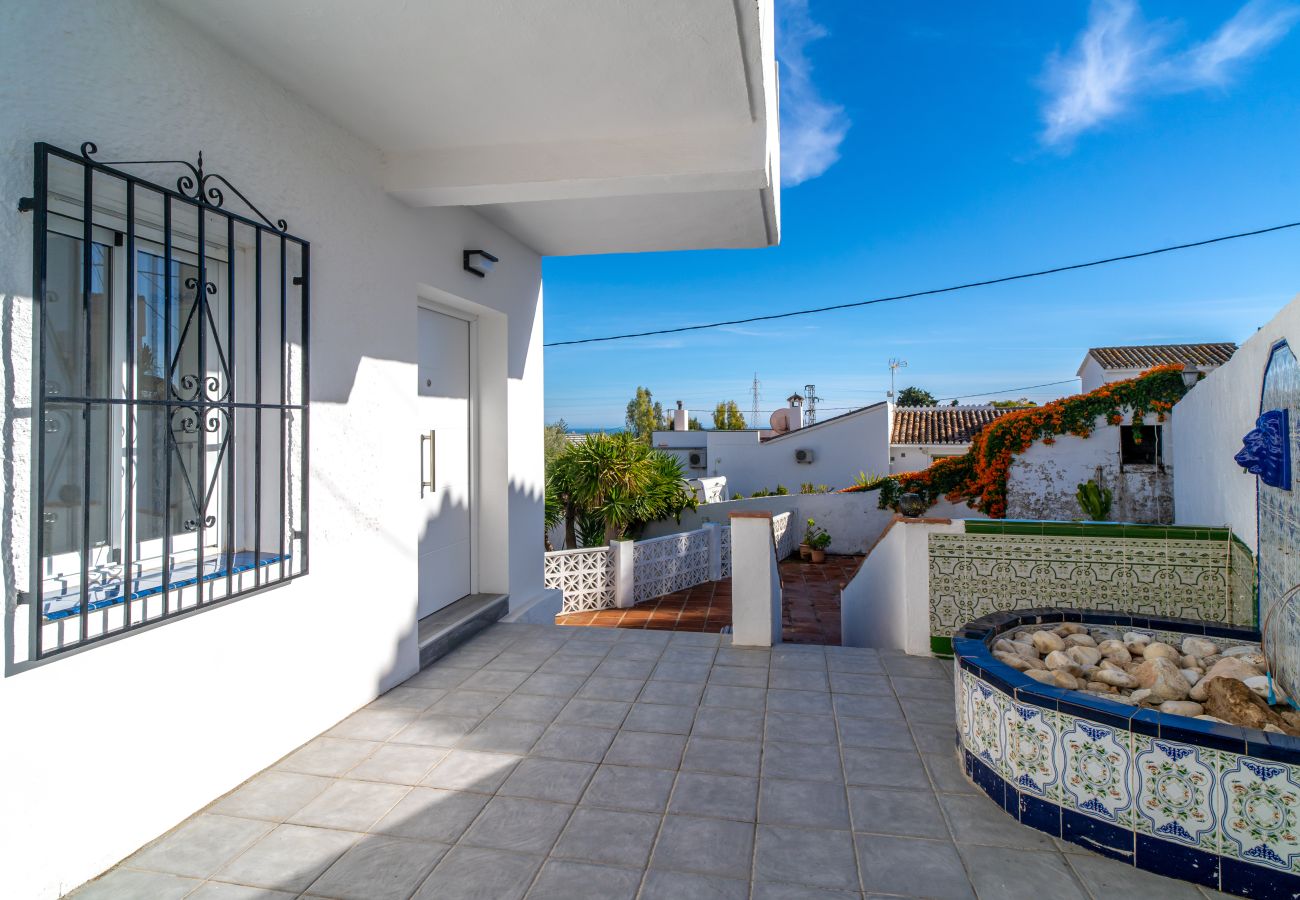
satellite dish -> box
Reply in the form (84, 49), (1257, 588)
(769, 409), (791, 433)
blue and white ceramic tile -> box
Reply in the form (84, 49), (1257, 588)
(1134, 735), (1220, 853)
(1219, 754), (1300, 873)
(1057, 713), (1134, 827)
(967, 676), (1005, 774)
(1002, 697), (1059, 801)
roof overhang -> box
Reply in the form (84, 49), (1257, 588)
(155, 0), (780, 256)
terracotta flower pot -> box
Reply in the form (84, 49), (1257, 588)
(810, 548), (826, 563)
(799, 543), (811, 560)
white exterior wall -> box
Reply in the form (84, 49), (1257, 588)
(1004, 416), (1174, 524)
(1078, 357), (1111, 393)
(889, 442), (970, 475)
(0, 2), (549, 896)
(1174, 294), (1300, 548)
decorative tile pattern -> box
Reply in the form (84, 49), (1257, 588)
(1134, 736), (1219, 852)
(965, 676), (1004, 773)
(1002, 698), (1058, 800)
(1057, 714), (1133, 827)
(929, 531), (1254, 636)
(545, 547), (615, 614)
(1220, 755), (1300, 872)
(1258, 342), (1300, 702)
(633, 530), (712, 604)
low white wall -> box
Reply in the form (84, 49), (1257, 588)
(840, 518), (964, 654)
(641, 491), (895, 556)
(1174, 293), (1300, 549)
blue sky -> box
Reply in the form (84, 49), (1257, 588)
(542, 0), (1300, 430)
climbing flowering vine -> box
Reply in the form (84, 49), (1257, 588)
(847, 364), (1190, 518)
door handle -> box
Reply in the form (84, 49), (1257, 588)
(420, 430), (435, 496)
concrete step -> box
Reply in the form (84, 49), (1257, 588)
(417, 593), (509, 669)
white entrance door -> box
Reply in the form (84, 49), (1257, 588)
(417, 306), (473, 618)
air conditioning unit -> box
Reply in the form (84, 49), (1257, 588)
(795, 448), (814, 464)
(688, 450), (707, 469)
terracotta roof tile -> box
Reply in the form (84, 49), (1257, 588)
(1087, 342), (1236, 371)
(891, 405), (1019, 445)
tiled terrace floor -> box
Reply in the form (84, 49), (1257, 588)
(73, 623), (1233, 900)
(556, 554), (863, 644)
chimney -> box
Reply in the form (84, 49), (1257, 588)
(674, 400), (689, 431)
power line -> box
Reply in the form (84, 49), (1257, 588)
(544, 219), (1300, 347)
(934, 378), (1080, 404)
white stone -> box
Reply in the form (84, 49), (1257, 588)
(1064, 633), (1098, 648)
(1031, 631), (1066, 654)
(1093, 668), (1138, 689)
(1182, 637), (1218, 658)
(1180, 668), (1202, 687)
(1067, 645), (1102, 668)
(1134, 657), (1191, 701)
(1097, 640), (1132, 665)
(1159, 700), (1205, 717)
(1124, 632), (1154, 645)
(1142, 642), (1182, 662)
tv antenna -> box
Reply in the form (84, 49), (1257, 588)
(888, 358), (909, 402)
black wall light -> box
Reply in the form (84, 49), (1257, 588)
(463, 249), (498, 278)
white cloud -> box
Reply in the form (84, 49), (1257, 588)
(1040, 0), (1297, 148)
(777, 0), (849, 186)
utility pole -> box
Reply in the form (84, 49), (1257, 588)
(888, 358), (908, 402)
(750, 373), (761, 428)
(803, 383), (821, 426)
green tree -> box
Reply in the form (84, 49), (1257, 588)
(896, 386), (936, 407)
(625, 386), (666, 443)
(687, 416), (703, 430)
(544, 419), (571, 469)
(712, 400), (748, 430)
(547, 432), (697, 547)
(991, 398), (1037, 408)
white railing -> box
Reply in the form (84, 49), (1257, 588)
(772, 511), (796, 561)
(720, 525), (732, 578)
(632, 529), (712, 604)
(543, 546), (614, 614)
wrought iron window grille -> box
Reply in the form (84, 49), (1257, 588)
(22, 141), (310, 663)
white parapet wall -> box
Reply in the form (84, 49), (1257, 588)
(840, 516), (964, 655)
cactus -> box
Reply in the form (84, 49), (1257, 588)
(1076, 479), (1113, 521)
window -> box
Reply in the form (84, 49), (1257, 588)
(1119, 425), (1161, 466)
(26, 143), (309, 661)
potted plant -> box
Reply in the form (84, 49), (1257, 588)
(809, 528), (832, 563)
(800, 518), (817, 560)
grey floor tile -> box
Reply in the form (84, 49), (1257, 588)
(538, 655), (602, 677)
(326, 708), (419, 742)
(577, 676), (648, 702)
(558, 698), (631, 728)
(499, 758), (596, 803)
(662, 646), (717, 665)
(370, 786), (490, 843)
(421, 749), (520, 793)
(841, 747), (930, 790)
(531, 723), (616, 763)
(833, 694), (903, 722)
(461, 796), (574, 855)
(939, 792), (1055, 850)
(770, 669), (830, 692)
(459, 669), (531, 692)
(762, 740), (844, 783)
(751, 882), (861, 899)
(213, 824), (358, 893)
(703, 684), (767, 710)
(605, 731), (687, 769)
(188, 884), (296, 899)
(581, 764), (677, 813)
(767, 689), (834, 714)
(288, 779), (409, 831)
(959, 844), (1089, 900)
(639, 680), (705, 706)
(402, 666), (473, 691)
(652, 662), (711, 684)
(899, 695), (957, 725)
(518, 673), (586, 698)
(771, 646), (828, 670)
(1067, 850), (1205, 898)
(456, 716), (546, 754)
(625, 702), (698, 735)
(716, 647), (770, 668)
(837, 717), (915, 751)
(594, 658), (656, 680)
(855, 833), (974, 899)
(277, 738), (381, 777)
(830, 672), (893, 695)
(767, 712), (838, 745)
(345, 744), (448, 785)
(910, 720), (959, 754)
(669, 772), (758, 821)
(489, 692), (570, 724)
(392, 714), (480, 748)
(709, 665), (769, 688)
(755, 824), (860, 891)
(412, 846), (542, 900)
(552, 807), (662, 868)
(890, 674), (945, 699)
(428, 689), (509, 719)
(682, 736), (762, 777)
(923, 751), (977, 795)
(526, 859), (641, 900)
(652, 814), (755, 879)
(211, 772), (333, 821)
(848, 785), (949, 839)
(306, 834), (446, 900)
(826, 650), (884, 675)
(69, 868), (202, 899)
(366, 686), (445, 712)
(760, 778), (851, 829)
(694, 707), (764, 741)
(130, 814), (273, 879)
(882, 655), (948, 679)
(640, 868), (749, 900)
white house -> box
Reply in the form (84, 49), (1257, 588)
(0, 2), (779, 897)
(1077, 342), (1235, 392)
(888, 405), (1016, 474)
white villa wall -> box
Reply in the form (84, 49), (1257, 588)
(1174, 293), (1300, 548)
(0, 3), (550, 896)
(889, 441), (969, 475)
(1005, 416), (1175, 524)
(1078, 357), (1109, 393)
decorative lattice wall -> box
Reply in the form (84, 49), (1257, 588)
(632, 530), (712, 604)
(772, 511), (796, 561)
(543, 547), (614, 614)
